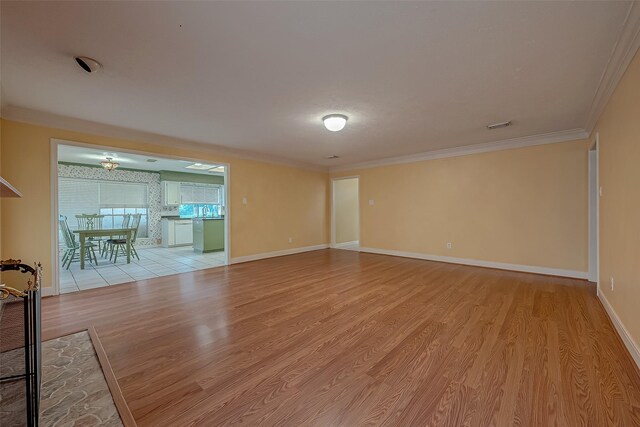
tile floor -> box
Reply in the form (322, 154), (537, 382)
(59, 246), (226, 294)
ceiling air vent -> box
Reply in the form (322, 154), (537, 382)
(486, 120), (512, 130)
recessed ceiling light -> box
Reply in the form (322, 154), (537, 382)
(323, 114), (348, 132)
(487, 120), (512, 130)
(74, 56), (102, 73)
(185, 163), (216, 170)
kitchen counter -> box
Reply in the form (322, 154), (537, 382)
(193, 218), (224, 253)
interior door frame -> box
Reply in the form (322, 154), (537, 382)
(330, 175), (360, 249)
(50, 138), (231, 296)
(588, 132), (600, 287)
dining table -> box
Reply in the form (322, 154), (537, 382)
(73, 227), (134, 270)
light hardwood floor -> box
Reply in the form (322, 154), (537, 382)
(42, 249), (640, 426)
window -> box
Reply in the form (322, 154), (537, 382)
(177, 184), (224, 218)
(58, 178), (149, 237)
(178, 203), (221, 218)
(99, 207), (149, 238)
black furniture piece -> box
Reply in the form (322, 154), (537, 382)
(0, 259), (42, 426)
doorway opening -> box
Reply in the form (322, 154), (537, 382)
(331, 177), (360, 251)
(50, 139), (230, 295)
(588, 133), (599, 284)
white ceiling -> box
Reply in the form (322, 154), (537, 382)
(57, 144), (225, 176)
(0, 1), (634, 167)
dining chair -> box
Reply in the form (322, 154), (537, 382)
(76, 214), (106, 252)
(108, 214), (141, 263)
(101, 214), (131, 258)
(59, 215), (98, 269)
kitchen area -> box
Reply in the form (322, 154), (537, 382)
(160, 174), (226, 254)
(57, 144), (228, 293)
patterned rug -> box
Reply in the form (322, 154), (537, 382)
(1, 331), (123, 426)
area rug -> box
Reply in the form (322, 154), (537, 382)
(1, 330), (124, 426)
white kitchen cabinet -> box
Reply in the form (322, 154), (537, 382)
(162, 181), (181, 206)
(179, 184), (194, 204)
(162, 219), (193, 247)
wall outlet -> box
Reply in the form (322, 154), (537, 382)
(368, 199), (375, 206)
(610, 276), (614, 291)
(599, 186), (603, 197)
(288, 237), (293, 244)
(242, 196), (248, 205)
(446, 242), (453, 249)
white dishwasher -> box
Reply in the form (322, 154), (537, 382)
(174, 220), (194, 246)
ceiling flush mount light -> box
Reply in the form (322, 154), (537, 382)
(185, 163), (216, 170)
(74, 56), (102, 73)
(486, 120), (512, 130)
(100, 157), (120, 172)
(323, 114), (348, 132)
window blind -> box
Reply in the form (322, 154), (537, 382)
(58, 179), (100, 227)
(58, 178), (149, 229)
(100, 182), (148, 207)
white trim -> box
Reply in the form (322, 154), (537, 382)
(41, 287), (56, 297)
(50, 140), (61, 296)
(359, 247), (588, 279)
(584, 2), (640, 133)
(598, 289), (640, 371)
(331, 240), (360, 250)
(231, 244), (329, 264)
(50, 138), (232, 292)
(329, 128), (588, 172)
(588, 133), (600, 284)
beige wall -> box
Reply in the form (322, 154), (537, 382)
(333, 139), (589, 273)
(333, 177), (359, 244)
(0, 119), (329, 288)
(593, 49), (640, 349)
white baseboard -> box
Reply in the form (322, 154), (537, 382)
(231, 244), (329, 264)
(358, 247), (588, 279)
(598, 289), (640, 371)
(331, 240), (360, 250)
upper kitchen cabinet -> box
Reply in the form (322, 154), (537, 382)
(163, 181), (222, 206)
(162, 181), (182, 206)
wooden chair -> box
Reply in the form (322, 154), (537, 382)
(107, 214), (141, 262)
(75, 214), (105, 252)
(101, 214), (130, 258)
(59, 215), (98, 269)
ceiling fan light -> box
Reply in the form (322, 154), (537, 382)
(100, 157), (120, 171)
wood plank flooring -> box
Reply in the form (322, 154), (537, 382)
(42, 249), (640, 426)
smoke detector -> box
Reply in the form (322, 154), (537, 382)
(74, 56), (102, 73)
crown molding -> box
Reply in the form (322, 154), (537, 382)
(329, 128), (588, 173)
(584, 1), (640, 133)
(0, 105), (326, 172)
